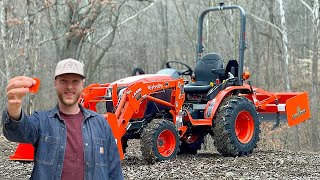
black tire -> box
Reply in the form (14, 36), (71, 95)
(141, 119), (180, 164)
(121, 138), (128, 154)
(212, 96), (260, 156)
(178, 134), (204, 155)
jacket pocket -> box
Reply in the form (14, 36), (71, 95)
(35, 134), (59, 165)
(93, 137), (108, 167)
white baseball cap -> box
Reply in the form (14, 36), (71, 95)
(54, 58), (85, 79)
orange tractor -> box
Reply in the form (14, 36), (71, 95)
(11, 4), (310, 163)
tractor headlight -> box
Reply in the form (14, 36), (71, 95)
(118, 87), (127, 98)
(105, 88), (112, 99)
(178, 81), (184, 94)
(206, 99), (216, 118)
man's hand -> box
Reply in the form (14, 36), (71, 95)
(6, 76), (37, 120)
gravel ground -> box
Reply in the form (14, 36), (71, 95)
(1, 135), (320, 180)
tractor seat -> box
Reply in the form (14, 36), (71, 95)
(184, 53), (223, 94)
(192, 52), (224, 86)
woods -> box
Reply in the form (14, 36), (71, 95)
(0, 0), (319, 151)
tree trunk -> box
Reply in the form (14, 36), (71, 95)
(310, 0), (319, 151)
(277, 0), (291, 92)
(278, 0), (303, 151)
(0, 0), (10, 82)
(24, 0), (31, 76)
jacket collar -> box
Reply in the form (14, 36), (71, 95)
(49, 104), (97, 120)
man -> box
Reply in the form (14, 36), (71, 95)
(2, 58), (124, 180)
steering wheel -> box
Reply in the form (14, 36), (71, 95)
(165, 61), (193, 76)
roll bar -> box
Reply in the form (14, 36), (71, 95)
(196, 4), (246, 85)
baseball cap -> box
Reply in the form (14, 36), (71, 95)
(54, 58), (85, 79)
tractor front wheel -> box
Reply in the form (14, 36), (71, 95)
(141, 119), (180, 164)
(212, 96), (260, 156)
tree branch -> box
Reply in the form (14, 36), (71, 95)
(247, 13), (283, 35)
(173, 0), (194, 46)
(299, 0), (313, 13)
(37, 34), (65, 47)
(0, 69), (7, 79)
(96, 0), (160, 45)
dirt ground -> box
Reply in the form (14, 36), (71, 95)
(1, 135), (320, 180)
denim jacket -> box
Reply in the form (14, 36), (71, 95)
(2, 105), (124, 180)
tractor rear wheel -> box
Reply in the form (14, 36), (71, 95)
(141, 119), (180, 164)
(212, 96), (260, 156)
(178, 134), (204, 155)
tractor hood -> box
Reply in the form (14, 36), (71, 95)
(109, 74), (174, 87)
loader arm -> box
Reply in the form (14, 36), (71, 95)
(79, 78), (185, 160)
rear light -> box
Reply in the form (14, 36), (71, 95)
(242, 70), (250, 80)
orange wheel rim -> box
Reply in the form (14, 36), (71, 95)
(235, 111), (254, 144)
(157, 130), (176, 157)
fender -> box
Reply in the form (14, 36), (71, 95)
(204, 85), (252, 120)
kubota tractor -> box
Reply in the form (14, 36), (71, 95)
(11, 4), (310, 163)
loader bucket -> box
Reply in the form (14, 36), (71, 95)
(10, 143), (34, 161)
(286, 92), (310, 126)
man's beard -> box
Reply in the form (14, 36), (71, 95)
(57, 91), (81, 106)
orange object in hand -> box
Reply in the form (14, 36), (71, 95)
(29, 78), (40, 94)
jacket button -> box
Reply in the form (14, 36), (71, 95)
(85, 143), (88, 146)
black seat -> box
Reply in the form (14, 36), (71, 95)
(193, 52), (224, 86)
(184, 53), (223, 94)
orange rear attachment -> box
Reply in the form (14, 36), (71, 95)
(10, 143), (34, 161)
(286, 92), (310, 126)
(29, 78), (40, 94)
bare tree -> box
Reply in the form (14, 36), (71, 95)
(0, 0), (10, 82)
(277, 0), (291, 92)
(299, 0), (320, 151)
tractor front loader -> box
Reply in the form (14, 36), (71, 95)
(80, 75), (186, 161)
(10, 4), (310, 164)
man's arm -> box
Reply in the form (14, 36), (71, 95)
(2, 109), (39, 144)
(2, 76), (39, 143)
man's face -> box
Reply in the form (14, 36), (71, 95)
(55, 74), (84, 107)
